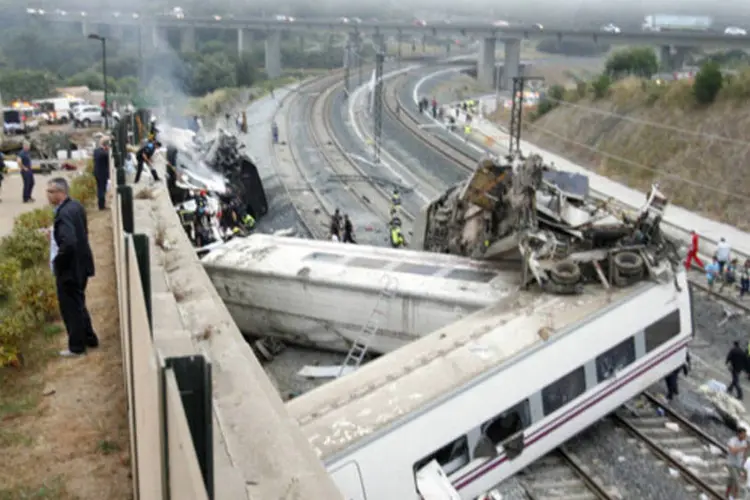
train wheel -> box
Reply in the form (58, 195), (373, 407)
(550, 260), (581, 285)
(614, 251), (644, 277)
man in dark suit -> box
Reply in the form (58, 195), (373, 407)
(47, 177), (98, 357)
(93, 137), (110, 210)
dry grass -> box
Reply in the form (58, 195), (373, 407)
(522, 76), (750, 230)
(0, 210), (132, 500)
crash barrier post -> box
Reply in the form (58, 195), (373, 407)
(163, 356), (214, 500)
(132, 234), (153, 333)
(113, 193), (211, 500)
(119, 185), (134, 234)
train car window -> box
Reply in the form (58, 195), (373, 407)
(644, 310), (681, 353)
(413, 435), (470, 476)
(304, 252), (345, 263)
(394, 263), (442, 276)
(542, 366), (586, 416)
(347, 257), (390, 269)
(481, 399), (531, 445)
(595, 337), (636, 382)
(445, 268), (498, 283)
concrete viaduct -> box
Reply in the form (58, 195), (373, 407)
(39, 13), (750, 87)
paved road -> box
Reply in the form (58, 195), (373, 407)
(0, 173), (52, 236)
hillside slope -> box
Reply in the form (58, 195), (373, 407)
(521, 78), (750, 231)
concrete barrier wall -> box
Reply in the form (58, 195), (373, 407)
(112, 186), (208, 500)
(127, 164), (342, 499)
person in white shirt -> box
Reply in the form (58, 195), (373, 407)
(716, 238), (732, 275)
(330, 233), (339, 242)
(727, 427), (749, 499)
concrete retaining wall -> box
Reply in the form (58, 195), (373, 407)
(130, 174), (342, 500)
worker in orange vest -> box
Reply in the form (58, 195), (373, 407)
(684, 230), (705, 271)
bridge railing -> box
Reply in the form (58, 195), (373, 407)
(112, 161), (213, 500)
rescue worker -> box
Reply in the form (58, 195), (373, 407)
(0, 151), (5, 202)
(331, 208), (342, 236)
(241, 212), (255, 231)
(391, 188), (401, 207)
(149, 116), (158, 140)
(134, 139), (161, 184)
(431, 97), (437, 118)
(390, 225), (405, 248)
(741, 259), (750, 298)
(271, 121), (279, 144)
(342, 214), (356, 243)
(464, 124), (472, 143)
(18, 141), (34, 203)
(684, 230), (704, 271)
(727, 341), (746, 400)
(665, 351), (690, 401)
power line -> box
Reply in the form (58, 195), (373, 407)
(540, 95), (750, 147)
(521, 120), (750, 203)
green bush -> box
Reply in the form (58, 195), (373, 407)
(0, 227), (49, 269)
(693, 61), (724, 104)
(591, 74), (613, 99)
(606, 47), (659, 79)
(14, 207), (54, 231)
(0, 258), (21, 299)
(70, 173), (98, 207)
(0, 309), (39, 367)
(11, 267), (59, 325)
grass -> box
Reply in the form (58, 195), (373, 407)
(0, 477), (67, 499)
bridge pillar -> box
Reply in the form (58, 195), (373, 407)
(265, 30), (282, 79)
(151, 25), (168, 51)
(658, 45), (689, 72)
(373, 33), (385, 53)
(477, 37), (496, 88)
(237, 28), (253, 57)
(108, 24), (124, 39)
(81, 19), (89, 37)
(181, 27), (196, 52)
(298, 35), (305, 53)
(502, 39), (521, 91)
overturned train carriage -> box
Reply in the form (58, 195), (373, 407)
(414, 153), (682, 294)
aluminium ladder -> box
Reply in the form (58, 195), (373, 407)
(338, 274), (399, 378)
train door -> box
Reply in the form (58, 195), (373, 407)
(415, 460), (461, 499)
(330, 461), (367, 500)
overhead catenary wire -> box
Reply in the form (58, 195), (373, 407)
(519, 120), (750, 203)
(539, 94), (750, 147)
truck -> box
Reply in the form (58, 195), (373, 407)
(642, 14), (713, 32)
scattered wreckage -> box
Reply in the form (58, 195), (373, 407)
(414, 153), (683, 294)
(162, 127), (268, 253)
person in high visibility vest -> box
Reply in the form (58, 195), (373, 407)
(242, 213), (255, 230)
(390, 226), (405, 248)
(464, 125), (472, 142)
(391, 188), (401, 206)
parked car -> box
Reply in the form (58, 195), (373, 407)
(725, 26), (747, 36)
(601, 23), (621, 33)
(73, 105), (105, 128)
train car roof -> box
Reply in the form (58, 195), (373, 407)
(286, 281), (647, 461)
(202, 234), (523, 306)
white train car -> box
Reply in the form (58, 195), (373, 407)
(201, 234), (521, 353)
(287, 271), (693, 499)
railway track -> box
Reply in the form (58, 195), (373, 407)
(519, 448), (619, 499)
(274, 69), (417, 243)
(612, 392), (729, 499)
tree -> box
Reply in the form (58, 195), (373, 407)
(693, 61), (723, 104)
(0, 69), (58, 100)
(591, 74), (612, 99)
(606, 47), (658, 79)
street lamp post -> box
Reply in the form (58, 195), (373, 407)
(87, 33), (108, 129)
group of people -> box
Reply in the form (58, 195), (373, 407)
(685, 232), (750, 296)
(329, 208), (355, 243)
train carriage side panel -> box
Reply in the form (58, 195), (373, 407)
(325, 276), (692, 499)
